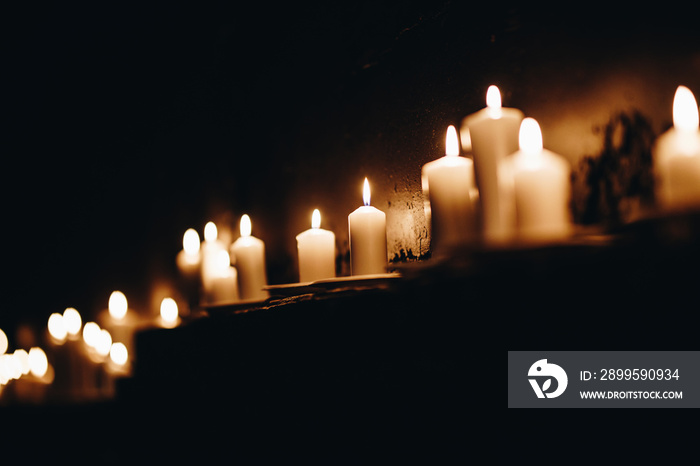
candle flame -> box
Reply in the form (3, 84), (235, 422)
(95, 329), (112, 357)
(28, 347), (48, 378)
(673, 85), (699, 132)
(445, 125), (459, 156)
(62, 307), (82, 337)
(240, 214), (252, 237)
(183, 228), (200, 255)
(204, 222), (218, 242)
(0, 328), (7, 355)
(519, 117), (543, 155)
(160, 297), (179, 324)
(82, 322), (101, 348)
(486, 85), (502, 109)
(363, 178), (371, 206)
(109, 342), (128, 366)
(311, 209), (321, 229)
(47, 313), (67, 342)
(13, 349), (30, 375)
(108, 291), (128, 320)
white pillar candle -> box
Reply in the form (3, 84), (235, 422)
(230, 214), (269, 301)
(296, 209), (336, 282)
(200, 221), (227, 291)
(348, 178), (387, 275)
(654, 85), (700, 210)
(461, 85), (523, 244)
(175, 228), (201, 279)
(207, 250), (240, 304)
(421, 125), (477, 254)
(509, 118), (572, 242)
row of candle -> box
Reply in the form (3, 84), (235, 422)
(177, 84), (700, 305)
(0, 290), (182, 403)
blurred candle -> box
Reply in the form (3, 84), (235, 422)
(655, 85), (700, 209)
(207, 250), (240, 304)
(230, 215), (269, 301)
(158, 297), (181, 328)
(509, 118), (571, 242)
(348, 178), (387, 275)
(98, 291), (140, 365)
(0, 328), (7, 355)
(176, 228), (201, 279)
(461, 85), (523, 244)
(200, 222), (226, 292)
(421, 125), (477, 254)
(296, 209), (336, 282)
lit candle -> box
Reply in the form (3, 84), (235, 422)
(200, 221), (227, 292)
(207, 250), (241, 304)
(97, 291), (140, 365)
(421, 125), (477, 254)
(461, 85), (523, 244)
(158, 297), (181, 328)
(509, 118), (572, 242)
(654, 85), (700, 209)
(296, 209), (336, 282)
(176, 228), (201, 280)
(230, 215), (269, 301)
(348, 178), (387, 275)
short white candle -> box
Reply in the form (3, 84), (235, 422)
(461, 85), (523, 244)
(208, 250), (240, 304)
(422, 125), (477, 253)
(176, 228), (201, 280)
(296, 209), (336, 282)
(655, 85), (700, 210)
(509, 118), (572, 242)
(348, 178), (387, 275)
(230, 214), (269, 301)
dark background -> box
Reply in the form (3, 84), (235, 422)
(3, 3), (699, 339)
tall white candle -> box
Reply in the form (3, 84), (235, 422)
(461, 85), (523, 244)
(422, 125), (477, 254)
(655, 85), (700, 210)
(348, 178), (387, 275)
(200, 222), (226, 292)
(296, 209), (336, 282)
(509, 118), (572, 242)
(230, 215), (269, 301)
